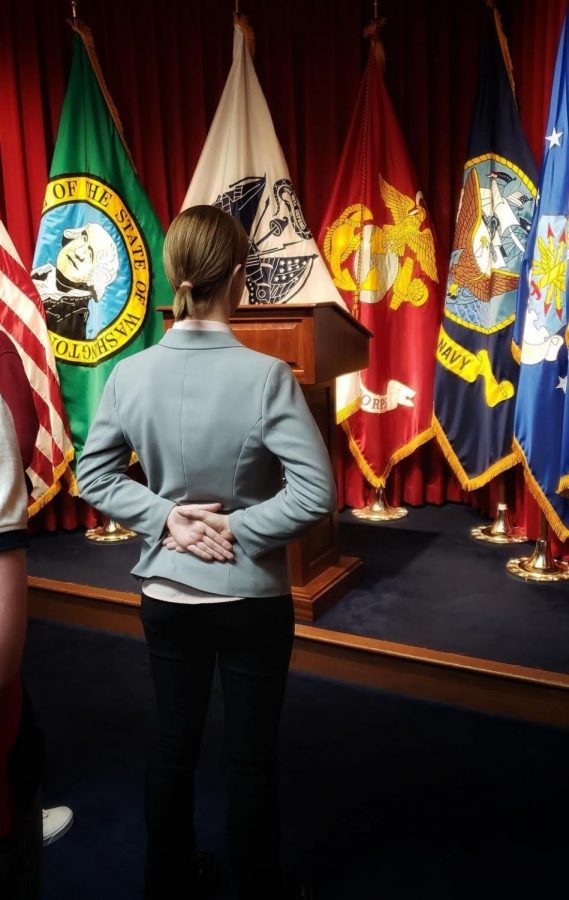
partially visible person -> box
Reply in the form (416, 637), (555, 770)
(0, 332), (74, 858)
(0, 331), (38, 473)
(0, 396), (42, 897)
(78, 205), (335, 899)
(41, 806), (74, 845)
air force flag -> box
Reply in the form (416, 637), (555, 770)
(513, 12), (569, 541)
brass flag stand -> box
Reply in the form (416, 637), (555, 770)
(470, 476), (527, 544)
(85, 519), (137, 543)
(506, 514), (569, 582)
(352, 486), (408, 521)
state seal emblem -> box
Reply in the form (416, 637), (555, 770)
(445, 154), (536, 332)
(32, 175), (151, 365)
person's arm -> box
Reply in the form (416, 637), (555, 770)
(0, 340), (39, 469)
(227, 359), (336, 558)
(0, 399), (28, 688)
(77, 367), (234, 558)
(77, 366), (176, 540)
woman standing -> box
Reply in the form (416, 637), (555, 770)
(78, 205), (335, 899)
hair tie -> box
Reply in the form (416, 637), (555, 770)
(179, 280), (193, 290)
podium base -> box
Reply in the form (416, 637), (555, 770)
(292, 556), (362, 623)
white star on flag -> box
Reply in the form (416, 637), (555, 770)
(556, 375), (567, 394)
(545, 127), (563, 147)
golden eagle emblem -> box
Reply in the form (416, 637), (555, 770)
(323, 176), (438, 309)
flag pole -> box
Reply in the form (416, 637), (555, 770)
(470, 473), (527, 544)
(351, 3), (408, 524)
(506, 513), (569, 582)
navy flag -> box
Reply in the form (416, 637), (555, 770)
(433, 7), (537, 490)
(513, 12), (569, 541)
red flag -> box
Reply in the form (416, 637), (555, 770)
(319, 26), (442, 500)
(0, 220), (75, 515)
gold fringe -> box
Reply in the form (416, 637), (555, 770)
(511, 338), (521, 364)
(69, 18), (136, 170)
(28, 480), (62, 518)
(342, 419), (433, 489)
(513, 438), (569, 542)
(234, 12), (255, 59)
(558, 475), (569, 494)
(65, 465), (79, 497)
(27, 448), (76, 517)
(335, 395), (361, 426)
(363, 19), (386, 68)
(432, 413), (518, 491)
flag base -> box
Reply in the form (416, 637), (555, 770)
(470, 503), (527, 544)
(352, 487), (408, 522)
(506, 539), (569, 583)
(85, 519), (137, 543)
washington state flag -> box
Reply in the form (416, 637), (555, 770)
(32, 22), (166, 460)
(433, 6), (537, 490)
(319, 23), (442, 495)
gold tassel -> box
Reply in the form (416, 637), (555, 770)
(68, 18), (137, 170)
(234, 12), (255, 60)
(363, 19), (386, 68)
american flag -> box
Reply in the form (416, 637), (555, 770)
(0, 220), (75, 515)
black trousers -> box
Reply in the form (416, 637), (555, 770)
(140, 592), (294, 900)
(0, 687), (44, 899)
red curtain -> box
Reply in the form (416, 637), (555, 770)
(0, 0), (567, 545)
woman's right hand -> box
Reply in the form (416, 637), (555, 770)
(164, 503), (235, 561)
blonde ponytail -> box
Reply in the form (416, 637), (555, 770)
(164, 206), (249, 320)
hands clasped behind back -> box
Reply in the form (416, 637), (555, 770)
(163, 502), (235, 562)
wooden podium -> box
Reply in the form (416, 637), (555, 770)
(158, 302), (370, 622)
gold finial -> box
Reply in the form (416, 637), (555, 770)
(488, 1), (516, 98)
(71, 0), (77, 20)
(234, 9), (255, 59)
(364, 15), (386, 68)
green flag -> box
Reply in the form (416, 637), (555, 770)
(32, 24), (166, 461)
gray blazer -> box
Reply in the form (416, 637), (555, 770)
(77, 328), (336, 598)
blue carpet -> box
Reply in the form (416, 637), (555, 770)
(27, 504), (569, 673)
(23, 618), (569, 900)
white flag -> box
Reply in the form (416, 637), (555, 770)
(182, 24), (346, 309)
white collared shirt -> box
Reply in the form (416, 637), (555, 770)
(171, 318), (231, 332)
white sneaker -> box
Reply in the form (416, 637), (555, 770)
(42, 806), (74, 845)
